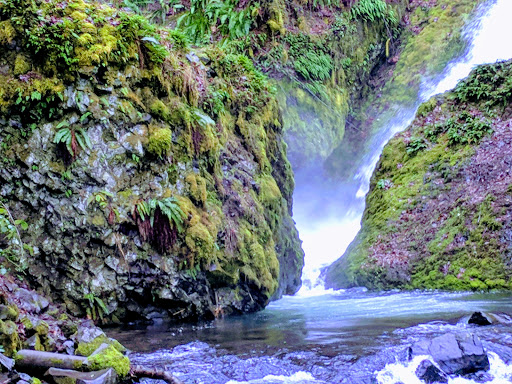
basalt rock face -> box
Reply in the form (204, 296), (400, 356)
(0, 0), (303, 323)
(325, 60), (512, 291)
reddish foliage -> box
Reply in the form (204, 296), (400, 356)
(132, 205), (177, 254)
(70, 130), (78, 159)
(192, 126), (203, 155)
(107, 209), (116, 226)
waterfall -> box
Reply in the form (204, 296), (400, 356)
(293, 0), (512, 295)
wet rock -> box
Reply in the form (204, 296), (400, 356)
(468, 312), (492, 326)
(0, 320), (21, 356)
(75, 323), (106, 346)
(45, 367), (117, 384)
(63, 340), (76, 355)
(14, 289), (49, 314)
(24, 334), (42, 351)
(10, 372), (33, 384)
(17, 373), (32, 382)
(410, 333), (490, 375)
(415, 360), (447, 383)
(0, 353), (14, 371)
(0, 305), (18, 321)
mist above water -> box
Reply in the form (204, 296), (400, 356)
(292, 0), (512, 294)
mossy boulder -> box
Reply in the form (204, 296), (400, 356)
(325, 60), (512, 291)
(0, 320), (21, 357)
(87, 344), (130, 377)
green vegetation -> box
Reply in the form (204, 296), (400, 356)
(82, 293), (109, 323)
(87, 344), (130, 377)
(325, 60), (512, 291)
(350, 0), (398, 26)
(177, 0), (259, 43)
(0, 203), (29, 273)
(54, 122), (92, 159)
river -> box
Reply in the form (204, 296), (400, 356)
(108, 1), (512, 382)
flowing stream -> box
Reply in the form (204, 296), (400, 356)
(108, 1), (512, 382)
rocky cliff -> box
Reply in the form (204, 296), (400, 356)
(325, 59), (512, 290)
(0, 0), (303, 323)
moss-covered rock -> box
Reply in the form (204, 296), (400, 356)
(0, 0), (303, 323)
(325, 59), (512, 291)
(0, 319), (21, 357)
(87, 344), (130, 377)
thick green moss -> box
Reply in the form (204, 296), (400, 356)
(0, 319), (21, 357)
(326, 60), (512, 291)
(76, 335), (125, 357)
(147, 127), (173, 158)
(0, 0), (303, 322)
(87, 344), (130, 377)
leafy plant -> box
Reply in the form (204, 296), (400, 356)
(176, 0), (258, 43)
(350, 0), (398, 26)
(294, 51), (332, 81)
(150, 197), (185, 231)
(83, 293), (109, 323)
(133, 197), (186, 252)
(88, 191), (118, 225)
(53, 121), (92, 159)
(376, 179), (393, 190)
(0, 202), (28, 272)
(88, 191), (114, 210)
(61, 170), (72, 181)
(406, 137), (427, 155)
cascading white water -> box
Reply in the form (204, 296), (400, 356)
(294, 0), (512, 295)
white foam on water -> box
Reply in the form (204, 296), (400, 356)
(225, 371), (325, 384)
(376, 352), (512, 384)
(296, 216), (360, 296)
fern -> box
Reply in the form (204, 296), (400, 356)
(136, 200), (151, 221)
(83, 293), (109, 323)
(135, 198), (185, 232)
(153, 197), (185, 232)
(54, 122), (92, 158)
(351, 0), (398, 26)
(177, 0), (257, 43)
(294, 51), (333, 81)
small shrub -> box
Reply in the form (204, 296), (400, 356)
(406, 137), (427, 155)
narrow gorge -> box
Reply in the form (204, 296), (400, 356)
(1, 0), (512, 383)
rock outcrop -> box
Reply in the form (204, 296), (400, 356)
(410, 333), (490, 376)
(0, 0), (303, 323)
(325, 60), (512, 291)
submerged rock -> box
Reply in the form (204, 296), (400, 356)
(410, 333), (490, 375)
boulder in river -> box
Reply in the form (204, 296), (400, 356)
(410, 333), (490, 375)
(415, 359), (448, 384)
(468, 312), (492, 326)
